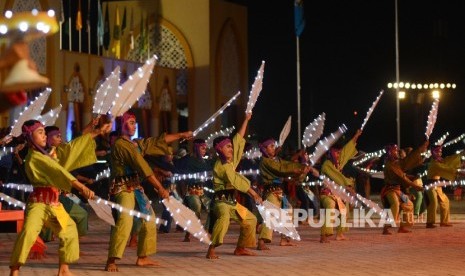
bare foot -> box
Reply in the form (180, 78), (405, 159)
(320, 235), (330, 243)
(335, 233), (347, 241)
(398, 227), (412, 233)
(58, 263), (75, 276)
(105, 258), (119, 272)
(440, 223), (453, 227)
(257, 239), (270, 250)
(136, 256), (161, 267)
(9, 266), (19, 276)
(280, 238), (297, 246)
(234, 247), (256, 256)
(382, 229), (392, 235)
(206, 245), (219, 259)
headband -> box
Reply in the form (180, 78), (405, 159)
(22, 121), (44, 136)
(214, 138), (232, 152)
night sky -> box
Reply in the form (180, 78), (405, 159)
(230, 0), (465, 152)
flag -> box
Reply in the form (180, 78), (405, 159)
(112, 6), (121, 58)
(97, 0), (104, 47)
(121, 7), (127, 35)
(129, 8), (134, 50)
(60, 0), (65, 23)
(294, 0), (305, 37)
(103, 3), (110, 50)
(139, 15), (146, 54)
(76, 0), (82, 31)
(86, 0), (91, 33)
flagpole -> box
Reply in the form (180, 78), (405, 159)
(87, 0), (91, 54)
(296, 35), (302, 149)
(68, 0), (72, 50)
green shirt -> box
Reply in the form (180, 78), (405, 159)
(427, 154), (461, 181)
(25, 133), (97, 192)
(212, 134), (250, 193)
(321, 139), (357, 187)
(259, 156), (305, 185)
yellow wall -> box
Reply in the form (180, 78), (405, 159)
(0, 0), (248, 139)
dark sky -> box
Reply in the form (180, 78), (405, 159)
(229, 0), (465, 152)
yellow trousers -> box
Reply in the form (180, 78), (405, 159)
(385, 191), (414, 227)
(426, 187), (450, 224)
(108, 191), (157, 259)
(320, 195), (347, 236)
(10, 202), (79, 266)
(211, 201), (257, 248)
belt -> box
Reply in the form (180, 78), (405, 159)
(29, 187), (60, 206)
(110, 174), (141, 195)
(214, 189), (236, 202)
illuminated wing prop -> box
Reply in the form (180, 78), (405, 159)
(192, 92), (240, 137)
(308, 124), (348, 165)
(278, 115), (292, 147)
(257, 200), (301, 241)
(93, 66), (121, 115)
(110, 56), (157, 117)
(443, 133), (465, 148)
(162, 196), (211, 245)
(245, 61), (265, 114)
(302, 113), (325, 148)
(425, 99), (439, 139)
(89, 196), (166, 227)
(321, 176), (390, 222)
(37, 105), (62, 126)
(9, 88), (52, 137)
(206, 126), (235, 149)
(360, 90), (384, 131)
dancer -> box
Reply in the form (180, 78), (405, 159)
(381, 141), (428, 235)
(206, 112), (262, 259)
(105, 110), (192, 272)
(9, 120), (96, 276)
(256, 137), (315, 250)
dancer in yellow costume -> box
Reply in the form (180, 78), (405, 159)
(105, 111), (192, 272)
(9, 120), (96, 276)
(319, 130), (362, 243)
(206, 112), (262, 259)
(426, 145), (465, 228)
(381, 141), (427, 235)
(256, 137), (315, 250)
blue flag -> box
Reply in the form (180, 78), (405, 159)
(97, 0), (104, 46)
(294, 0), (305, 37)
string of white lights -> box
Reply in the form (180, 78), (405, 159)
(424, 179), (465, 191)
(0, 192), (26, 209)
(360, 90), (384, 131)
(205, 126), (235, 149)
(320, 176), (392, 222)
(192, 92), (241, 137)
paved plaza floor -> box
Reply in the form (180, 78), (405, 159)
(2, 197), (465, 275)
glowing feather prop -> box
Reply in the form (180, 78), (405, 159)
(110, 56), (157, 117)
(435, 132), (449, 146)
(360, 90), (384, 131)
(162, 196), (211, 245)
(443, 133), (465, 148)
(192, 91), (240, 137)
(93, 66), (121, 115)
(302, 113), (325, 148)
(245, 61), (265, 114)
(37, 105), (62, 126)
(9, 88), (51, 137)
(257, 200), (301, 241)
(205, 126), (235, 149)
(425, 99), (439, 139)
(278, 115), (292, 147)
(0, 192), (26, 209)
(308, 124), (348, 165)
